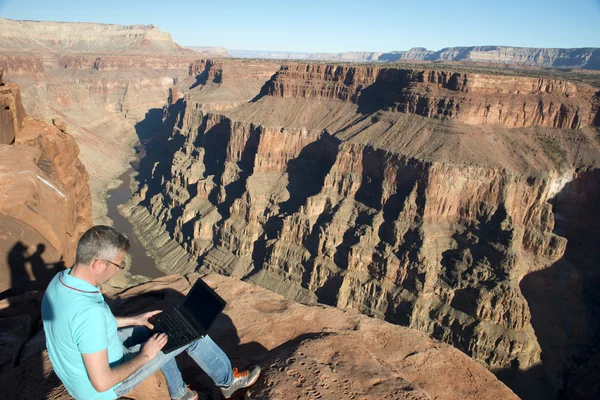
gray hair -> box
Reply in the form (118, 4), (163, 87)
(75, 225), (130, 266)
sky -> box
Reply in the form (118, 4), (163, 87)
(0, 0), (598, 53)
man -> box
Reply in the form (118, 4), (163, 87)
(42, 225), (260, 400)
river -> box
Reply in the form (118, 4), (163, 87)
(106, 141), (164, 278)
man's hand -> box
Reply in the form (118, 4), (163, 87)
(83, 334), (167, 393)
(140, 333), (168, 361)
(116, 310), (162, 329)
(134, 310), (162, 329)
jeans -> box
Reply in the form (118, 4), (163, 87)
(113, 326), (233, 399)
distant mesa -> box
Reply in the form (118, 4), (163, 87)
(0, 17), (195, 55)
(230, 46), (600, 70)
(185, 46), (232, 58)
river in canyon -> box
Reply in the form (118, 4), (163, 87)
(106, 141), (164, 278)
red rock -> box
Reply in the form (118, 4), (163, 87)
(0, 84), (92, 294)
(0, 82), (25, 144)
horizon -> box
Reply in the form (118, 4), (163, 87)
(0, 0), (599, 53)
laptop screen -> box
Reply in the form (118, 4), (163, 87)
(182, 279), (226, 329)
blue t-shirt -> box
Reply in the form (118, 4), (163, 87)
(42, 269), (124, 400)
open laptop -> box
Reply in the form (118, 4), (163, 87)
(148, 278), (226, 354)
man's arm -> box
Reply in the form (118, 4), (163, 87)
(115, 310), (161, 329)
(82, 332), (168, 392)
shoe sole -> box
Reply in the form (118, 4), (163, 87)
(223, 369), (261, 399)
(248, 368), (261, 387)
(173, 393), (198, 400)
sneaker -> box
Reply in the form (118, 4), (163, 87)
(173, 387), (198, 400)
(220, 366), (261, 399)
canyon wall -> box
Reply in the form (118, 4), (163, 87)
(0, 53), (196, 222)
(262, 64), (598, 129)
(129, 60), (600, 399)
(0, 78), (515, 399)
(234, 46), (600, 70)
(0, 78), (92, 295)
(380, 46), (600, 70)
(0, 17), (203, 223)
(0, 77), (26, 144)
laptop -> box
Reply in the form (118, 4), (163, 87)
(148, 278), (226, 354)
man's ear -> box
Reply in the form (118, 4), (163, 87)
(90, 259), (106, 272)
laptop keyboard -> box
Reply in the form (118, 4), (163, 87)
(153, 308), (199, 350)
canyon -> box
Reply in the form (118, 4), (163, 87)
(127, 59), (600, 399)
(0, 27), (198, 223)
(1, 17), (600, 400)
(0, 67), (516, 400)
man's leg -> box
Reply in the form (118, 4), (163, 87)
(116, 327), (188, 399)
(185, 336), (260, 399)
(184, 335), (234, 387)
(114, 345), (190, 398)
(115, 331), (257, 399)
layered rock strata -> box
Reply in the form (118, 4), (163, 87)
(380, 46), (600, 70)
(262, 64), (598, 129)
(130, 60), (600, 399)
(238, 46), (600, 71)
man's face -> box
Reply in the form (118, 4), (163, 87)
(97, 250), (126, 284)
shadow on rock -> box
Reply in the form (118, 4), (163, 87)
(1, 241), (65, 301)
(182, 311), (327, 400)
(0, 236), (68, 398)
(517, 168), (600, 400)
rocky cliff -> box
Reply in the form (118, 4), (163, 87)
(0, 52), (196, 222)
(262, 64), (598, 129)
(128, 59), (600, 399)
(0, 273), (519, 399)
(0, 77), (517, 399)
(0, 78), (92, 295)
(0, 17), (201, 223)
(0, 74), (26, 144)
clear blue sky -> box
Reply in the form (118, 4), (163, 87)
(1, 0), (598, 53)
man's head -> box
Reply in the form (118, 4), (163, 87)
(75, 225), (130, 283)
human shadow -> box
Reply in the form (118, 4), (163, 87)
(516, 168), (600, 400)
(1, 241), (65, 301)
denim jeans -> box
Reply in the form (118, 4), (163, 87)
(113, 326), (233, 399)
